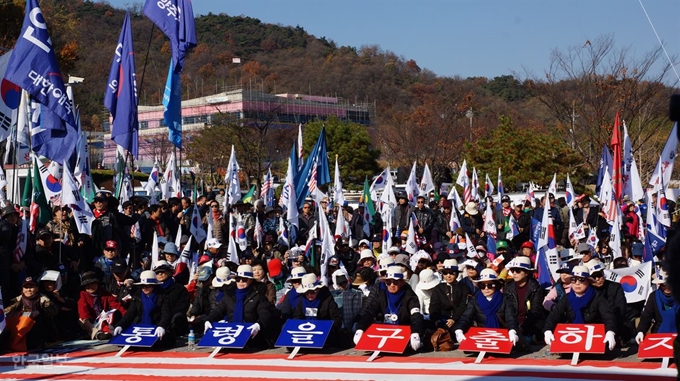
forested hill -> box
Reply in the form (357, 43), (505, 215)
(0, 0), (675, 185)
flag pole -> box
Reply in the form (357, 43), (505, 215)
(11, 120), (19, 205)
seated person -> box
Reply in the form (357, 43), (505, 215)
(2, 277), (58, 351)
(112, 270), (174, 347)
(636, 269), (678, 343)
(293, 273), (343, 346)
(77, 271), (122, 340)
(39, 270), (80, 341)
(429, 259), (470, 335)
(453, 269), (520, 347)
(354, 266), (424, 352)
(503, 257), (546, 346)
(543, 265), (617, 350)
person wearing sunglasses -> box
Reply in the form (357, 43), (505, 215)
(354, 266), (424, 352)
(204, 265), (273, 347)
(543, 265), (617, 351)
(636, 269), (677, 344)
(429, 259), (471, 335)
(453, 269), (520, 346)
(586, 259), (632, 345)
(112, 270), (173, 346)
(278, 267), (307, 321)
(503, 257), (545, 349)
(293, 273), (342, 346)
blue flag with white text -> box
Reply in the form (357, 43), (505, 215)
(104, 11), (139, 158)
(4, 0), (76, 127)
(143, 0), (197, 74)
(163, 60), (182, 148)
(32, 104), (78, 163)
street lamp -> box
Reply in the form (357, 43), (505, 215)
(465, 108), (473, 140)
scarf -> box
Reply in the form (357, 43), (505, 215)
(161, 278), (175, 290)
(567, 285), (596, 324)
(140, 291), (158, 325)
(93, 208), (107, 219)
(301, 292), (322, 320)
(212, 210), (221, 221)
(231, 286), (250, 323)
(153, 218), (164, 237)
(88, 291), (102, 315)
(21, 294), (41, 313)
(216, 290), (225, 303)
(502, 207), (512, 217)
(287, 289), (301, 310)
(385, 287), (406, 317)
(656, 290), (679, 333)
(476, 290), (503, 328)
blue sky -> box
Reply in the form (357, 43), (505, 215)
(107, 0), (680, 80)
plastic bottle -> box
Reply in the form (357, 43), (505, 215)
(188, 329), (195, 351)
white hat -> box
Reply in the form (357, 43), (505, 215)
(378, 257), (396, 272)
(135, 270), (160, 285)
(384, 266), (407, 281)
(153, 260), (173, 273)
(462, 259), (479, 269)
(236, 264), (255, 279)
(212, 267), (233, 288)
(652, 269), (668, 285)
(417, 269), (439, 290)
(585, 259), (605, 275)
(465, 202), (478, 215)
(39, 270), (62, 291)
(571, 265), (590, 278)
(473, 268), (500, 282)
(206, 238), (222, 249)
(297, 273), (324, 293)
(358, 239), (371, 247)
(507, 256), (535, 272)
(410, 250), (432, 271)
(440, 259), (459, 272)
(387, 246), (401, 254)
(287, 267), (307, 282)
(357, 249), (376, 265)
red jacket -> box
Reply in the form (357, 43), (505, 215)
(77, 289), (123, 321)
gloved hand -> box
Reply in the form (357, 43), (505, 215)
(353, 329), (364, 345)
(410, 333), (422, 351)
(154, 326), (165, 339)
(204, 321), (213, 335)
(635, 332), (645, 345)
(247, 323), (261, 337)
(508, 329), (519, 346)
(603, 331), (616, 351)
(544, 331), (555, 346)
(112, 326), (123, 337)
(454, 329), (466, 343)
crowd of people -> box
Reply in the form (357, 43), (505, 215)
(0, 186), (675, 356)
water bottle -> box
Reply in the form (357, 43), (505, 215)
(188, 329), (195, 351)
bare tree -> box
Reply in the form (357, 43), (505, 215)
(522, 34), (677, 179)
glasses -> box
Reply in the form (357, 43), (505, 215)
(441, 270), (458, 276)
(291, 280), (301, 284)
(570, 276), (588, 284)
(384, 279), (402, 285)
(417, 201), (424, 204)
(234, 277), (248, 283)
(591, 272), (604, 279)
(211, 205), (219, 208)
(141, 285), (155, 289)
(479, 283), (496, 290)
(305, 289), (319, 295)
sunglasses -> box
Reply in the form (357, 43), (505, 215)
(234, 277), (249, 283)
(384, 279), (402, 285)
(441, 270), (458, 276)
(290, 280), (302, 284)
(479, 283), (496, 290)
(570, 276), (588, 284)
(305, 289), (319, 295)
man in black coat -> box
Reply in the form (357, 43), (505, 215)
(154, 260), (190, 337)
(586, 259), (633, 343)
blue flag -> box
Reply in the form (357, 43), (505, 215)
(294, 126), (330, 203)
(596, 144), (612, 195)
(290, 141), (299, 178)
(644, 228), (664, 263)
(143, 0), (197, 74)
(4, 0), (75, 127)
(104, 11), (139, 158)
(31, 104), (78, 163)
(530, 217), (541, 248)
(536, 247), (554, 289)
(163, 59), (182, 148)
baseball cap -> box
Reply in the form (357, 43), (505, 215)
(111, 258), (128, 274)
(206, 238), (222, 249)
(105, 240), (118, 250)
(197, 266), (214, 281)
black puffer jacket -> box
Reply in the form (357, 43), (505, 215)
(356, 283), (424, 335)
(503, 278), (546, 336)
(543, 288), (617, 333)
(159, 279), (190, 317)
(453, 290), (519, 333)
(293, 287), (342, 331)
(205, 286), (273, 330)
(429, 281), (470, 328)
(117, 289), (172, 329)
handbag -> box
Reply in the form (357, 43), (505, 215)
(430, 327), (453, 351)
